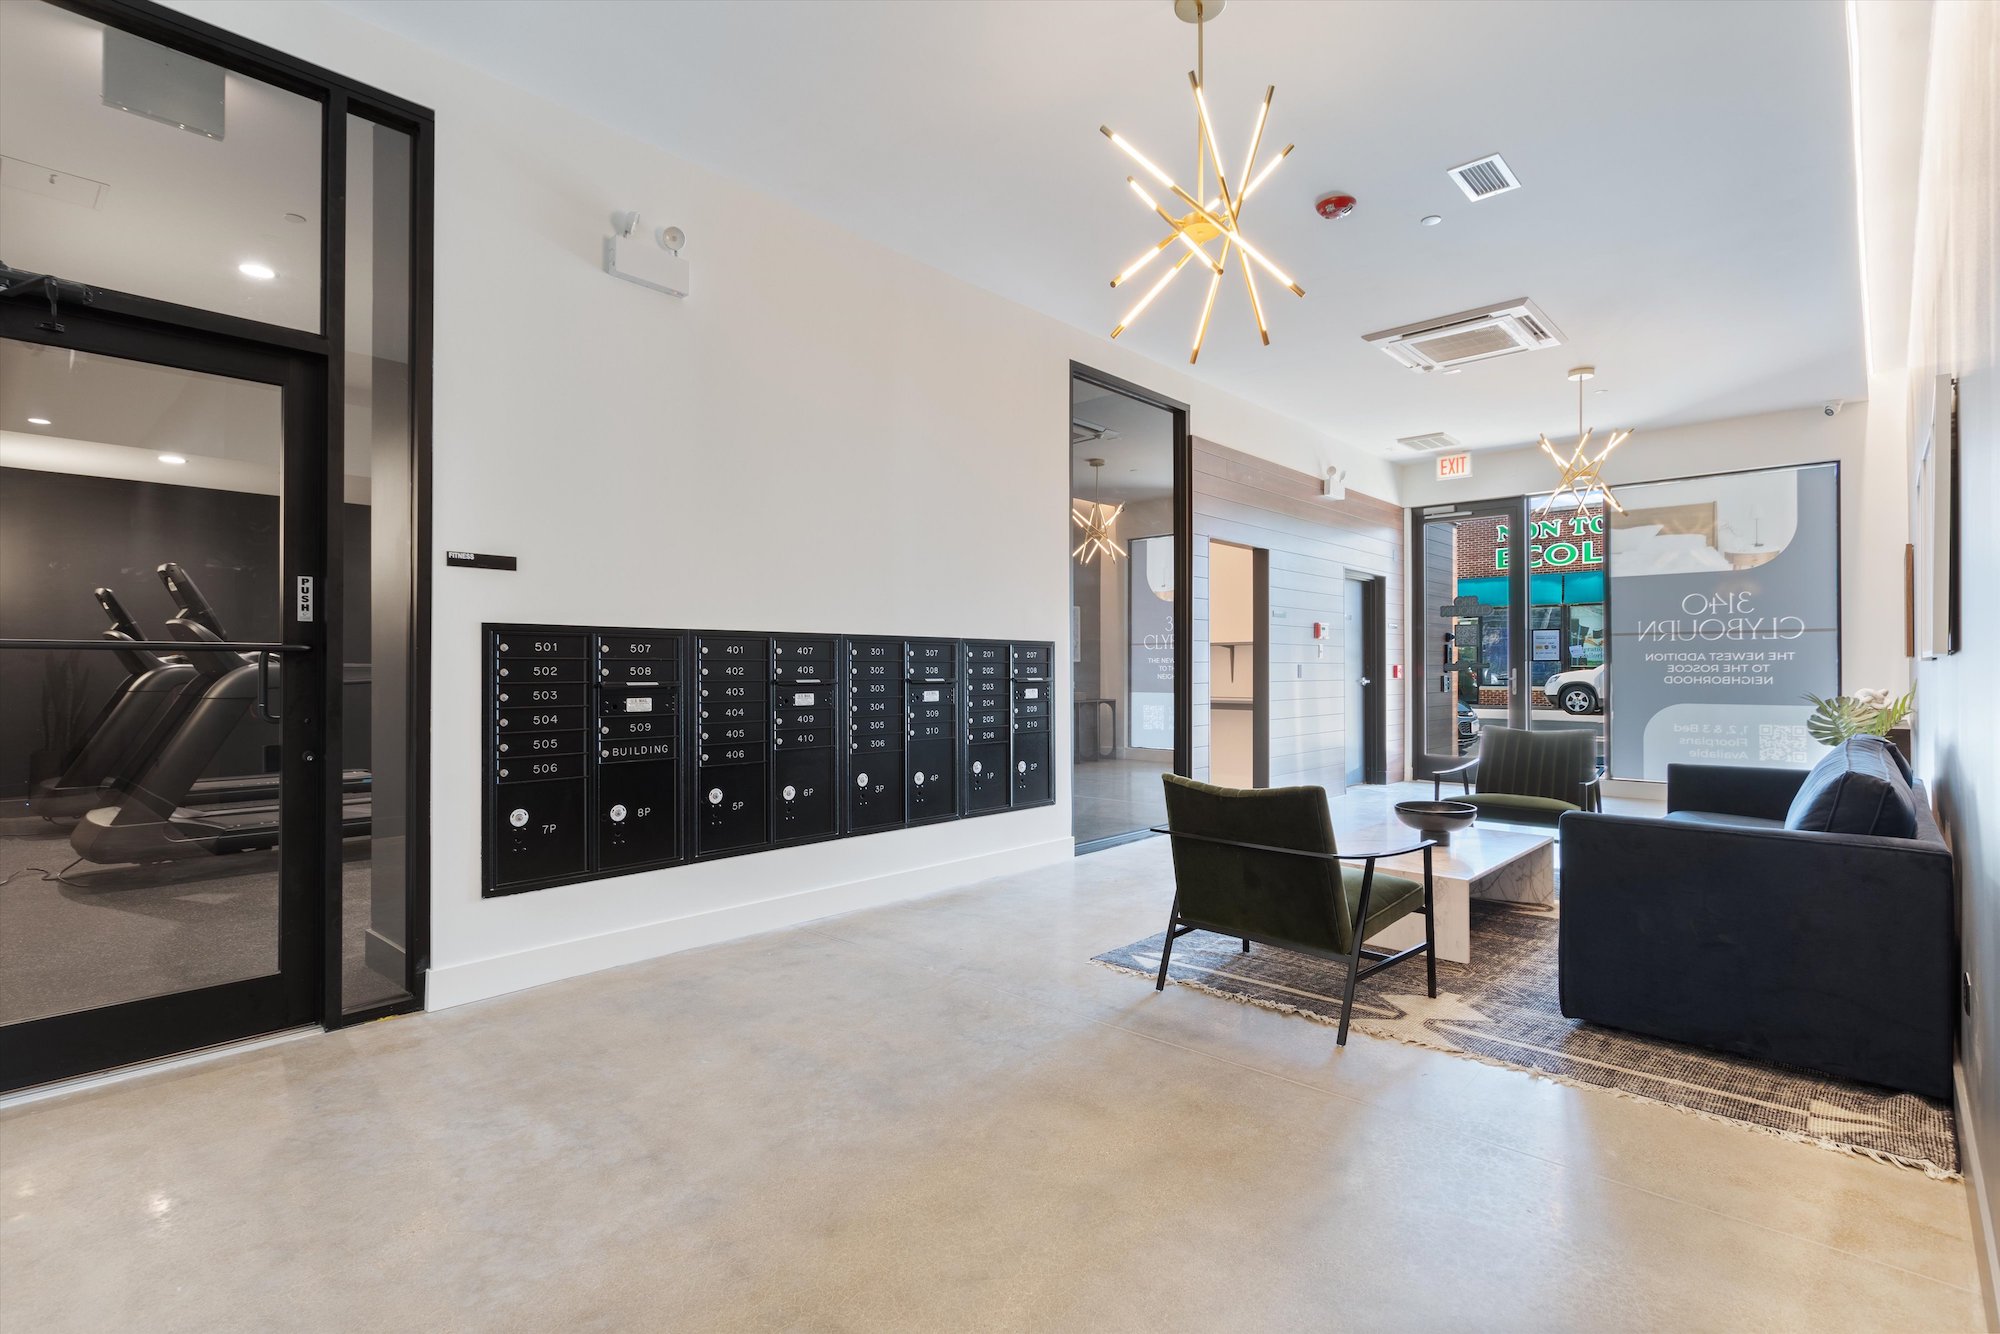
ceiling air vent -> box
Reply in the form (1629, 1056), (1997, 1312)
(1448, 153), (1519, 201)
(1362, 298), (1563, 372)
(1394, 432), (1462, 455)
(1071, 417), (1120, 446)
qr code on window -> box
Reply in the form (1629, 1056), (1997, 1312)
(1758, 724), (1813, 765)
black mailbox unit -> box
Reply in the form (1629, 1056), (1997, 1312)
(961, 640), (1012, 815)
(771, 635), (839, 844)
(486, 627), (592, 893)
(844, 636), (905, 833)
(905, 638), (960, 824)
(486, 626), (1053, 894)
(1011, 641), (1054, 807)
(593, 630), (683, 872)
(695, 633), (772, 857)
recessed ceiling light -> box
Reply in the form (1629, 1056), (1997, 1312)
(237, 261), (276, 280)
(158, 453), (187, 465)
(1420, 214), (1442, 226)
(26, 416), (51, 426)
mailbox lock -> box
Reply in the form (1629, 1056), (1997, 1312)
(855, 772), (869, 788)
(509, 808), (529, 828)
(1017, 761), (1027, 773)
(971, 761), (983, 774)
(609, 804), (628, 823)
(782, 785), (797, 802)
(708, 788), (723, 805)
(913, 771), (925, 786)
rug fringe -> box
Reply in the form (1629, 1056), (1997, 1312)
(1092, 958), (1961, 1182)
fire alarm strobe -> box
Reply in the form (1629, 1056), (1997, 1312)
(1315, 193), (1357, 219)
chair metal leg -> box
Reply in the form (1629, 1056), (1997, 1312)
(1155, 894), (1181, 991)
(1421, 844), (1438, 998)
(1337, 863), (1378, 1047)
(1240, 938), (1251, 954)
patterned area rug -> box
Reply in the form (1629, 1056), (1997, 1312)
(1094, 903), (1958, 1178)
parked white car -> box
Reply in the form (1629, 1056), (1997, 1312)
(1544, 664), (1605, 714)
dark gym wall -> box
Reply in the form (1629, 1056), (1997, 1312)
(0, 466), (370, 798)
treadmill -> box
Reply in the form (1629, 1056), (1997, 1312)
(31, 569), (368, 820)
(68, 570), (371, 864)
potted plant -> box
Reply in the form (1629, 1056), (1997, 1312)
(1802, 687), (1915, 760)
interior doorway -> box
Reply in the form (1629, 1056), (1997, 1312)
(1208, 541), (1268, 788)
(1068, 365), (1190, 852)
(1343, 574), (1386, 786)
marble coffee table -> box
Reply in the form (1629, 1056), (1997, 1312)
(1347, 816), (1555, 964)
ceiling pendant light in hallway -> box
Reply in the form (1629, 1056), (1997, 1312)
(1534, 366), (1634, 521)
(1072, 458), (1126, 565)
(1099, 0), (1303, 363)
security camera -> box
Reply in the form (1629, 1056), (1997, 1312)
(1824, 400), (1844, 417)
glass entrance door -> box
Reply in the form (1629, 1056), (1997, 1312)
(0, 310), (327, 1090)
(1414, 501), (1527, 775)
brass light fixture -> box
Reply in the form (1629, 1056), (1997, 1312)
(1535, 367), (1633, 520)
(1099, 0), (1302, 363)
(1072, 458), (1127, 565)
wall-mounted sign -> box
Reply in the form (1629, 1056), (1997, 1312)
(1606, 463), (1840, 779)
(1435, 452), (1473, 481)
(448, 551), (518, 570)
(1127, 535), (1175, 750)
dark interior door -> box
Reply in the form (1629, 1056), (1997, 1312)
(0, 304), (327, 1091)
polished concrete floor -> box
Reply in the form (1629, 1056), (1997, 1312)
(2, 835), (1987, 1331)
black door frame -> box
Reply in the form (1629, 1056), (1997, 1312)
(0, 307), (328, 1090)
(1068, 362), (1192, 853)
(1, 0), (434, 1088)
(1407, 498), (1531, 779)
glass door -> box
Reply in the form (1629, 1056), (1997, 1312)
(1523, 492), (1607, 770)
(0, 308), (327, 1091)
(1414, 500), (1528, 775)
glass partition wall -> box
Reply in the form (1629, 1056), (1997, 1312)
(1414, 462), (1840, 789)
(0, 0), (431, 1091)
(1069, 368), (1189, 851)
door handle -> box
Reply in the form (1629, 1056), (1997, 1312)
(1358, 677), (1372, 686)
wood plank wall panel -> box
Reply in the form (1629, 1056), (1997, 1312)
(1190, 438), (1406, 790)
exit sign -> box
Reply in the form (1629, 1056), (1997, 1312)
(1435, 451), (1473, 481)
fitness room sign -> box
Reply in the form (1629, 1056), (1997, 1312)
(1605, 462), (1840, 780)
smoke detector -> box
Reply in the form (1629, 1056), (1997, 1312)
(1363, 298), (1563, 372)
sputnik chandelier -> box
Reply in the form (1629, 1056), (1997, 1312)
(1534, 367), (1634, 521)
(1072, 458), (1127, 565)
(1099, 0), (1302, 363)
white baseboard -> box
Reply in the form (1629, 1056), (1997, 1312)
(1955, 1061), (2000, 1331)
(424, 836), (1075, 1010)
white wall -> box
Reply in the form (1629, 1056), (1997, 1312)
(167, 0), (1392, 1008)
(1394, 403), (1910, 696)
(1898, 0), (1998, 1309)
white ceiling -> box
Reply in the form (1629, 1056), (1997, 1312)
(334, 0), (1866, 455)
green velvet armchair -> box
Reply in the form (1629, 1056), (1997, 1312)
(1433, 725), (1601, 826)
(1153, 774), (1436, 1046)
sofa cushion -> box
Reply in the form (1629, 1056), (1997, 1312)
(1662, 809), (1786, 831)
(1466, 792), (1578, 817)
(1848, 733), (1914, 784)
(1783, 742), (1918, 837)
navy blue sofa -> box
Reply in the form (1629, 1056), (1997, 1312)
(1558, 738), (1956, 1099)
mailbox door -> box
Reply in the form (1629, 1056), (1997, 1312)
(772, 746), (838, 843)
(907, 740), (958, 823)
(1011, 734), (1052, 806)
(596, 761), (679, 869)
(845, 754), (905, 832)
(492, 777), (589, 885)
(963, 742), (1010, 814)
(696, 763), (768, 855)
